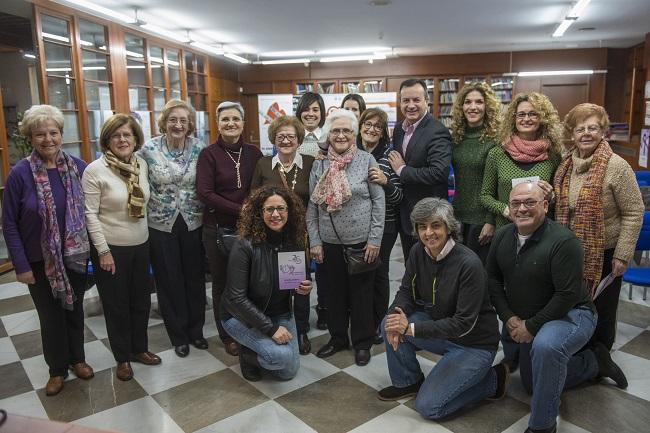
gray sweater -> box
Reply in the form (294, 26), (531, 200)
(307, 150), (385, 247)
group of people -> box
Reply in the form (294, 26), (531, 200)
(2, 76), (643, 433)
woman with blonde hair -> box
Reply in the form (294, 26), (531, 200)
(139, 99), (208, 358)
(450, 82), (501, 262)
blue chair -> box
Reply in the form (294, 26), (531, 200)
(634, 171), (650, 185)
(622, 211), (650, 300)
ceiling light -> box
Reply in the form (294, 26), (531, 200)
(260, 50), (315, 58)
(42, 32), (69, 43)
(125, 50), (144, 58)
(552, 19), (574, 38)
(140, 23), (190, 43)
(552, 0), (591, 38)
(317, 47), (390, 55)
(257, 58), (311, 65)
(517, 70), (593, 77)
(23, 53), (36, 59)
(319, 54), (386, 63)
(62, 0), (136, 23)
(224, 53), (250, 64)
(190, 41), (224, 55)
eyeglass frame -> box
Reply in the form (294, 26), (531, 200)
(262, 205), (289, 215)
(573, 124), (602, 135)
(508, 199), (543, 210)
(275, 134), (298, 143)
(515, 111), (539, 120)
(328, 128), (355, 137)
(362, 121), (384, 132)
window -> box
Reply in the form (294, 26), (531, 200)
(184, 52), (210, 143)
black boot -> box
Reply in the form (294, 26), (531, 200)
(316, 305), (328, 330)
(239, 346), (262, 382)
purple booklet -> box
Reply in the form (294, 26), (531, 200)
(278, 251), (307, 290)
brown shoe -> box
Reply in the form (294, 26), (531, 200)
(45, 375), (65, 396)
(132, 351), (162, 365)
(224, 341), (240, 356)
(70, 362), (94, 380)
(116, 362), (133, 381)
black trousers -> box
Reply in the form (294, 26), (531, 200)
(92, 242), (151, 362)
(28, 261), (87, 376)
(293, 291), (310, 334)
(373, 230), (398, 329)
(202, 224), (234, 343)
(461, 222), (490, 265)
(399, 228), (418, 262)
(323, 242), (375, 350)
(590, 248), (622, 350)
(149, 217), (206, 346)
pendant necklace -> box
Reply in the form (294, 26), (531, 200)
(225, 147), (242, 188)
(279, 162), (299, 191)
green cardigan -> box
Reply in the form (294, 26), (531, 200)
(451, 126), (497, 225)
(480, 146), (560, 228)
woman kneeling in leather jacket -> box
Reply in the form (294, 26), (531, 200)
(221, 185), (312, 381)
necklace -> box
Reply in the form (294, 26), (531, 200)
(225, 147), (242, 188)
(164, 136), (186, 158)
(279, 163), (299, 191)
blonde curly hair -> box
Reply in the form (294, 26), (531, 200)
(499, 92), (563, 152)
(450, 82), (501, 145)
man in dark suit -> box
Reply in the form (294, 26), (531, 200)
(388, 79), (452, 259)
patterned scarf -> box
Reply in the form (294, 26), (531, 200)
(554, 140), (612, 296)
(503, 134), (550, 162)
(29, 150), (89, 310)
(310, 145), (357, 212)
(104, 150), (145, 218)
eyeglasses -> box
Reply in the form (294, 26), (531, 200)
(329, 128), (354, 137)
(411, 274), (436, 312)
(516, 111), (539, 120)
(362, 121), (384, 132)
(275, 134), (297, 142)
(508, 199), (542, 209)
(573, 125), (601, 135)
(167, 117), (189, 125)
(262, 205), (288, 215)
(110, 132), (134, 141)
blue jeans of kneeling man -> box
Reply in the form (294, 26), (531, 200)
(222, 313), (300, 380)
(501, 307), (598, 430)
(382, 311), (497, 420)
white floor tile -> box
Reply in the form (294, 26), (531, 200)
(343, 351), (393, 391)
(0, 281), (30, 300)
(612, 321), (645, 350)
(348, 404), (453, 433)
(74, 396), (184, 433)
(1, 310), (40, 336)
(0, 390), (48, 419)
(132, 347), (226, 394)
(611, 350), (650, 401)
(21, 353), (58, 389)
(84, 315), (108, 340)
(231, 353), (338, 399)
(0, 336), (19, 366)
(501, 414), (591, 433)
(195, 400), (316, 433)
(621, 283), (650, 307)
(82, 340), (117, 374)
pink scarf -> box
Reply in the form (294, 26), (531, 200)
(310, 145), (357, 212)
(503, 135), (550, 163)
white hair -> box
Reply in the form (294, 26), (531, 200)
(216, 101), (245, 120)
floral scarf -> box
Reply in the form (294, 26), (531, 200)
(503, 134), (550, 163)
(104, 150), (145, 218)
(554, 140), (612, 296)
(29, 150), (89, 310)
(310, 145), (357, 212)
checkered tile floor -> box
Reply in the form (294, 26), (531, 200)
(1, 244), (650, 433)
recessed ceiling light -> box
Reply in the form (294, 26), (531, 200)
(578, 27), (595, 31)
(369, 0), (391, 5)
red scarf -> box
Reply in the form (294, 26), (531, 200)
(503, 135), (550, 163)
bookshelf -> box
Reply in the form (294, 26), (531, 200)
(490, 76), (514, 105)
(316, 81), (336, 94)
(438, 78), (460, 128)
(295, 82), (314, 94)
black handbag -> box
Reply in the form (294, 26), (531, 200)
(328, 214), (381, 275)
(216, 225), (238, 256)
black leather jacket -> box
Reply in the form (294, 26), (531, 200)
(220, 237), (308, 336)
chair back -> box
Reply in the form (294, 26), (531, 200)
(635, 211), (650, 251)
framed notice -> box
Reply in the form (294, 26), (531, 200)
(257, 94), (294, 155)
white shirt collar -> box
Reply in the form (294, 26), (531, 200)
(304, 127), (322, 140)
(425, 238), (456, 261)
(272, 152), (303, 171)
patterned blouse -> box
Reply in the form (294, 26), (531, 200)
(139, 135), (207, 232)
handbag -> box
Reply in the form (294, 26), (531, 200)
(216, 225), (238, 256)
(328, 214), (381, 275)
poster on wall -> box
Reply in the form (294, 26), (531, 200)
(641, 128), (650, 169)
(257, 94), (294, 155)
(645, 101), (650, 126)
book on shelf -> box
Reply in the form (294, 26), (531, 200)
(607, 123), (630, 142)
(363, 81), (383, 93)
(295, 83), (313, 94)
(439, 93), (457, 104)
(342, 82), (359, 94)
(439, 79), (459, 91)
(317, 82), (336, 94)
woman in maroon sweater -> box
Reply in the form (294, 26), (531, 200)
(197, 101), (262, 356)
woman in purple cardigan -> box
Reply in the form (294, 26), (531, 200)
(2, 105), (94, 396)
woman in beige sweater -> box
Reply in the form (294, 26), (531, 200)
(554, 103), (644, 351)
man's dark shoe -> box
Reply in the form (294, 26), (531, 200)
(593, 342), (628, 389)
(174, 344), (190, 358)
(377, 377), (424, 401)
(316, 305), (328, 330)
(132, 351), (162, 365)
(355, 349), (371, 366)
(298, 333), (311, 355)
(524, 423), (557, 433)
(316, 342), (347, 358)
(191, 337), (209, 350)
(224, 340), (240, 357)
(487, 363), (510, 400)
(239, 345), (262, 381)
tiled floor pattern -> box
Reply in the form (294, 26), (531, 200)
(1, 244), (650, 433)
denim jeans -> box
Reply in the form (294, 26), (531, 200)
(505, 307), (598, 430)
(382, 311), (497, 420)
(222, 313), (300, 380)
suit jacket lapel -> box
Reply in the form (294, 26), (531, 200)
(404, 114), (430, 161)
